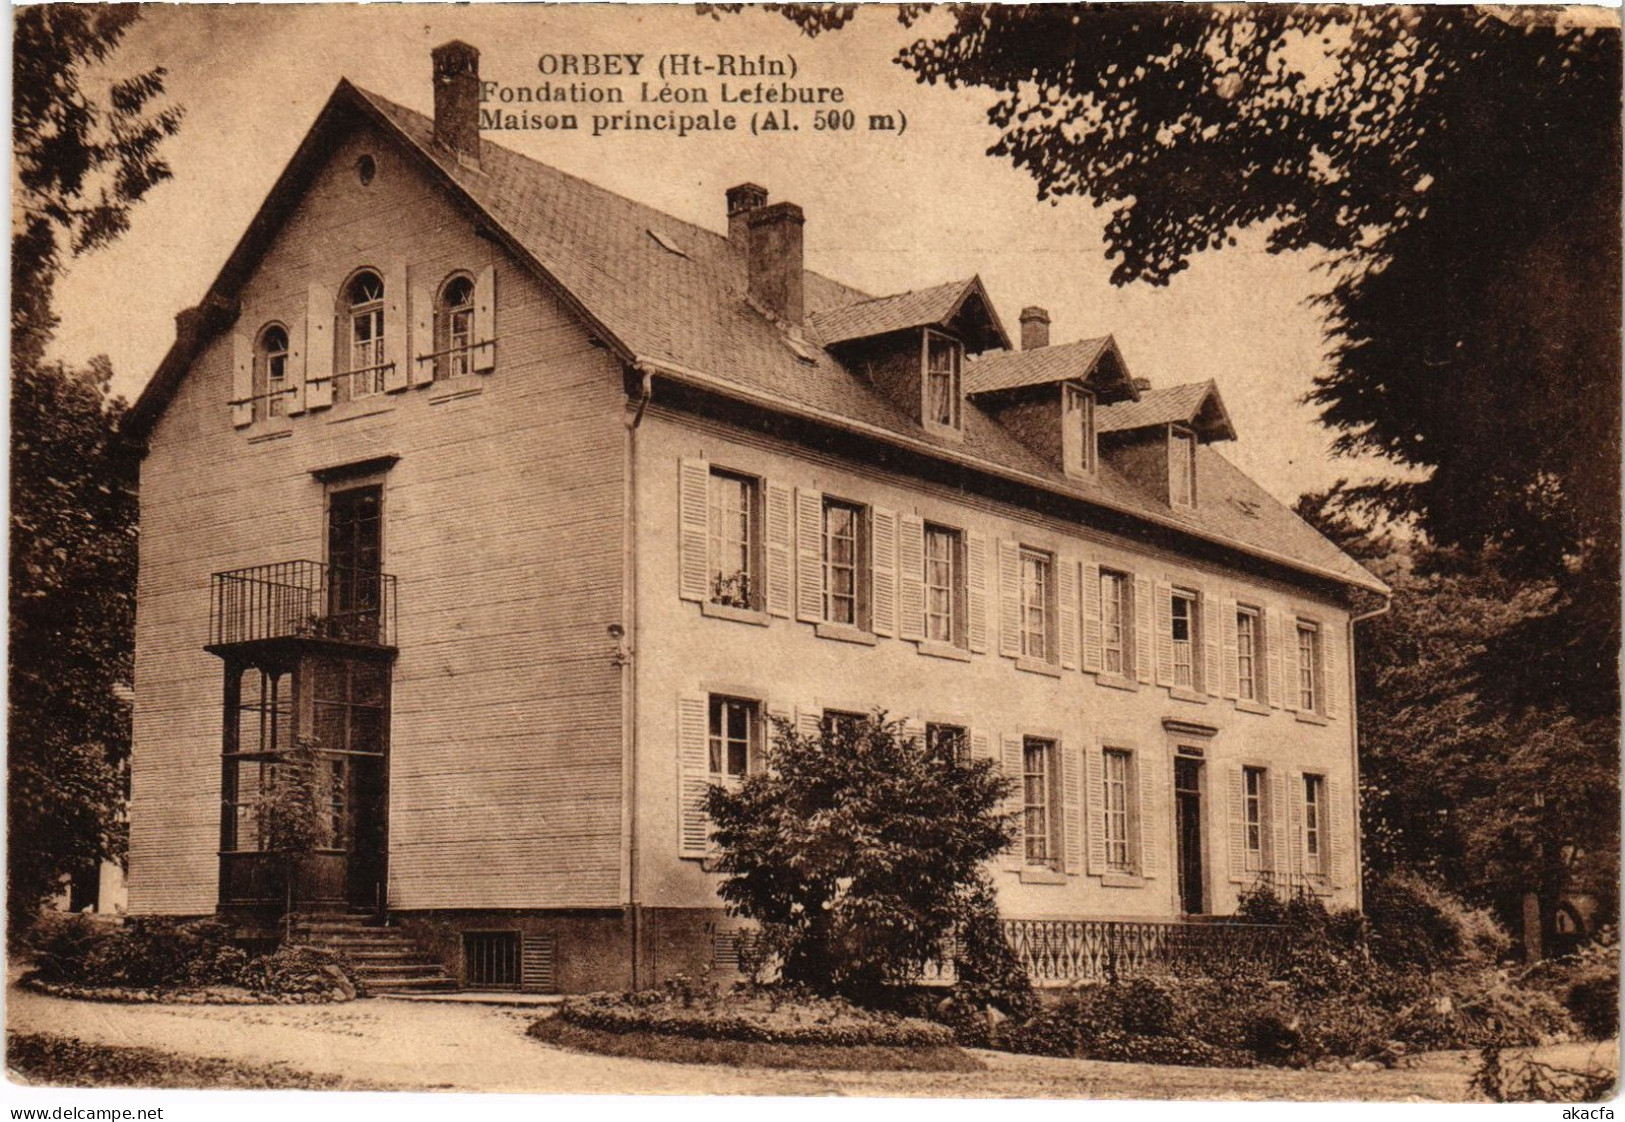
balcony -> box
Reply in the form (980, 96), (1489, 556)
(208, 560), (397, 652)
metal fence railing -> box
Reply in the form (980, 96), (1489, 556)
(210, 560), (397, 648)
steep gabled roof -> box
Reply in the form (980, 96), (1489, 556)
(1099, 380), (1238, 442)
(963, 335), (1138, 401)
(810, 276), (1009, 352)
(127, 81), (1383, 596)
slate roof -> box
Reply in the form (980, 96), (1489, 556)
(964, 336), (1114, 396)
(810, 278), (1004, 349)
(1098, 380), (1237, 442)
(129, 81), (1384, 596)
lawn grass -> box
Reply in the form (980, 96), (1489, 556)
(528, 1016), (983, 1072)
(6, 1032), (369, 1090)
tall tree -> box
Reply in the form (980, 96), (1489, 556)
(10, 5), (179, 931)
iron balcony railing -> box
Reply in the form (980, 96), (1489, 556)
(210, 560), (397, 648)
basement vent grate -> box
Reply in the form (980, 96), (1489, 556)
(464, 931), (521, 990)
(522, 934), (557, 993)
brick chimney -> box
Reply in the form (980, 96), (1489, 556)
(1020, 306), (1051, 351)
(748, 202), (804, 327)
(432, 40), (481, 164)
(727, 183), (768, 243)
(1132, 376), (1152, 392)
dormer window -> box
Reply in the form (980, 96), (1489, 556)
(1063, 383), (1096, 477)
(923, 329), (962, 433)
(1170, 426), (1197, 507)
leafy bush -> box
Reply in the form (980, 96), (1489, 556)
(998, 978), (1254, 1067)
(235, 945), (358, 996)
(704, 712), (1013, 1004)
(1566, 974), (1619, 1040)
(555, 988), (953, 1048)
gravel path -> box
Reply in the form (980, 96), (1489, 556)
(9, 982), (1612, 1100)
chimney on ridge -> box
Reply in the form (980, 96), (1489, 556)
(727, 183), (769, 243)
(1132, 376), (1153, 393)
(432, 40), (482, 165)
(1020, 306), (1051, 351)
(748, 201), (805, 328)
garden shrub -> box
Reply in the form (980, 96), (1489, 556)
(1567, 974), (1619, 1040)
(556, 988), (953, 1048)
(235, 945), (358, 997)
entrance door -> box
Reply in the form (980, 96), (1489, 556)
(327, 485), (382, 641)
(1174, 756), (1206, 915)
(311, 655), (390, 911)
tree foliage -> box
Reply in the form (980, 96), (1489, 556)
(10, 7), (178, 933)
(704, 713), (1014, 1001)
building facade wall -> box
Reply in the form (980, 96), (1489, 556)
(129, 120), (628, 916)
(632, 405), (1359, 959)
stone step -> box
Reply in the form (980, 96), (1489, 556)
(343, 950), (440, 964)
(365, 977), (460, 994)
(353, 962), (452, 977)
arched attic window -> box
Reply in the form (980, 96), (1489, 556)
(346, 270), (386, 398)
(257, 324), (290, 417)
(436, 274), (476, 380)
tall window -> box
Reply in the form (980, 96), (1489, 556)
(708, 695), (758, 780)
(1023, 737), (1056, 866)
(924, 524), (962, 645)
(436, 275), (476, 380)
(1170, 428), (1197, 507)
(1171, 589), (1198, 689)
(1104, 748), (1134, 873)
(926, 722), (968, 761)
(1064, 383), (1096, 474)
(346, 271), (386, 397)
(258, 324), (289, 418)
(708, 470), (758, 609)
(1243, 766), (1266, 872)
(1303, 773), (1326, 875)
(1236, 606), (1260, 702)
(821, 709), (866, 746)
(1297, 622), (1320, 711)
(822, 499), (865, 626)
(225, 668), (292, 852)
(923, 330), (961, 430)
(1101, 570), (1128, 675)
(1020, 548), (1053, 662)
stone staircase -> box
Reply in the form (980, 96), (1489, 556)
(290, 911), (457, 996)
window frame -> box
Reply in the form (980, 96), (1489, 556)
(820, 497), (868, 629)
(435, 273), (477, 381)
(1236, 605), (1262, 702)
(1171, 587), (1199, 691)
(707, 694), (761, 782)
(344, 270), (387, 399)
(1022, 736), (1060, 868)
(1100, 568), (1130, 677)
(1303, 772), (1326, 876)
(1297, 621), (1321, 712)
(1019, 547), (1056, 664)
(1103, 747), (1137, 874)
(1169, 425), (1197, 508)
(707, 469), (762, 612)
(1064, 382), (1097, 476)
(256, 323), (290, 420)
(926, 721), (969, 762)
(921, 328), (963, 433)
(820, 708), (866, 747)
(1243, 765), (1266, 872)
(923, 522), (966, 648)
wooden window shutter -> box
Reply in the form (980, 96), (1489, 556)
(1085, 744), (1106, 875)
(1269, 769), (1288, 875)
(677, 458), (710, 603)
(304, 283), (335, 409)
(1058, 557), (1080, 671)
(764, 482), (793, 618)
(902, 716), (925, 747)
(1081, 561), (1102, 673)
(1227, 764), (1247, 883)
(871, 507), (898, 637)
(1287, 770), (1305, 877)
(1222, 599), (1240, 699)
(896, 515), (925, 642)
(1061, 738), (1083, 874)
(795, 705), (822, 741)
(1000, 733), (1026, 870)
(1322, 620), (1342, 719)
(1133, 575), (1153, 683)
(765, 700), (793, 769)
(1140, 750), (1166, 879)
(1282, 610), (1301, 711)
(1265, 609), (1284, 709)
(969, 728), (993, 761)
(383, 259), (410, 392)
(676, 693), (710, 859)
(997, 539), (1021, 658)
(230, 331), (254, 428)
(1328, 776), (1350, 888)
(473, 264), (497, 372)
(1153, 580), (1175, 687)
(1203, 593), (1222, 697)
(794, 489), (824, 622)
(966, 531), (989, 653)
(284, 305), (308, 415)
(410, 274), (436, 387)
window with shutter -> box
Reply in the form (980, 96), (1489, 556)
(764, 483), (792, 618)
(794, 489), (823, 622)
(230, 331), (254, 427)
(472, 264), (497, 372)
(1103, 749), (1133, 873)
(821, 497), (868, 629)
(1061, 738), (1082, 874)
(305, 282), (335, 410)
(871, 507), (897, 636)
(922, 523), (967, 648)
(1085, 746), (1107, 875)
(676, 458), (711, 603)
(1227, 765), (1248, 884)
(1297, 621), (1320, 712)
(898, 515), (926, 642)
(707, 469), (761, 610)
(966, 532), (989, 653)
(1301, 772), (1325, 878)
(676, 694), (710, 859)
(1019, 548), (1055, 663)
(1022, 737), (1059, 869)
(1082, 562), (1104, 673)
(999, 733), (1025, 871)
(1265, 609), (1284, 709)
(1059, 558), (1079, 670)
(1134, 576), (1154, 684)
(1203, 595), (1221, 697)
